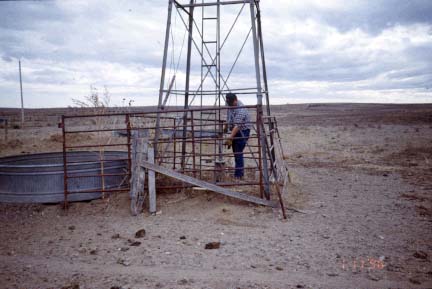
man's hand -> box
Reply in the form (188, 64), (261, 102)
(224, 138), (232, 149)
(223, 123), (229, 133)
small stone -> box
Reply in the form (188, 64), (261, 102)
(61, 284), (80, 289)
(222, 208), (228, 213)
(111, 233), (120, 239)
(179, 236), (186, 240)
(275, 266), (283, 271)
(205, 242), (220, 249)
(409, 277), (421, 285)
(413, 251), (428, 260)
(327, 273), (338, 277)
(129, 241), (141, 247)
(89, 249), (97, 255)
(367, 274), (380, 281)
(386, 264), (403, 272)
(119, 247), (129, 252)
(296, 285), (304, 289)
(135, 229), (146, 238)
(68, 225), (76, 231)
(177, 278), (188, 285)
(117, 258), (131, 266)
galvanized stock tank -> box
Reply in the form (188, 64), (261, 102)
(0, 151), (128, 203)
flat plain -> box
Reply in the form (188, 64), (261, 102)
(0, 103), (431, 288)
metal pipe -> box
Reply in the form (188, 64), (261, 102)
(256, 111), (263, 198)
(68, 188), (130, 194)
(63, 105), (258, 119)
(249, 1), (270, 197)
(61, 116), (68, 208)
(19, 59), (24, 128)
(181, 0), (195, 171)
(66, 158), (130, 164)
(173, 118), (177, 169)
(256, 1), (276, 170)
(65, 143), (130, 149)
(66, 173), (130, 179)
(178, 0), (250, 8)
(126, 114), (132, 189)
(155, 0), (174, 158)
(163, 87), (260, 93)
(190, 110), (196, 177)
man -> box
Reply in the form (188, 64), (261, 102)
(225, 93), (251, 179)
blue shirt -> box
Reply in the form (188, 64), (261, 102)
(227, 100), (251, 131)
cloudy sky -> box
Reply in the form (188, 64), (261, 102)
(0, 0), (431, 108)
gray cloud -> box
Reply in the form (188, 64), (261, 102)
(268, 0), (432, 34)
(0, 0), (431, 107)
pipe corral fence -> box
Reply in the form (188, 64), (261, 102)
(60, 105), (287, 215)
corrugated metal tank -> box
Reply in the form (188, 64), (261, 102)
(0, 151), (128, 203)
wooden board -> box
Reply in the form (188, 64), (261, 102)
(141, 161), (278, 208)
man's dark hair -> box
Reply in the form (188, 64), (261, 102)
(226, 93), (237, 105)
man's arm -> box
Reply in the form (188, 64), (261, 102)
(229, 125), (240, 139)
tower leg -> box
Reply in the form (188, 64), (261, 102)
(249, 1), (270, 198)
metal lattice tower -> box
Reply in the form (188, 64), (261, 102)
(155, 0), (278, 199)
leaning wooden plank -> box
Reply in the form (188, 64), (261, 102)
(141, 161), (278, 208)
(148, 145), (156, 214)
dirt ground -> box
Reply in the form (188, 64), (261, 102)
(0, 103), (431, 289)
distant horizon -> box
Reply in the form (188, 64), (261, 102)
(2, 101), (432, 110)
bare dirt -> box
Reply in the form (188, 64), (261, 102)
(0, 103), (431, 289)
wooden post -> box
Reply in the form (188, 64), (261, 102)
(130, 137), (147, 216)
(148, 144), (156, 215)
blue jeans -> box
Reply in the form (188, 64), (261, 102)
(232, 129), (250, 178)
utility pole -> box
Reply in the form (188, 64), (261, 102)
(19, 59), (24, 127)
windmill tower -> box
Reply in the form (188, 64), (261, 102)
(153, 0), (286, 215)
(158, 0), (271, 110)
